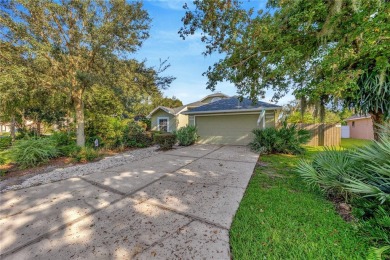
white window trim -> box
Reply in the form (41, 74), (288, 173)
(157, 117), (169, 132)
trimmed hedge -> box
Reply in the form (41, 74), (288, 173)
(154, 133), (176, 150)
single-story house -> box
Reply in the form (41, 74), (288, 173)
(148, 93), (281, 145)
(345, 115), (374, 140)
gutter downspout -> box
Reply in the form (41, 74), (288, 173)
(257, 109), (266, 128)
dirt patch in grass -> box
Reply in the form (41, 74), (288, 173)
(326, 194), (355, 222)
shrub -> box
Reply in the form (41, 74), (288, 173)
(154, 133), (176, 150)
(127, 132), (153, 148)
(58, 144), (81, 157)
(0, 136), (12, 151)
(137, 121), (148, 131)
(249, 122), (310, 154)
(0, 154), (5, 165)
(50, 131), (74, 147)
(10, 138), (59, 168)
(124, 122), (153, 148)
(72, 147), (99, 163)
(86, 116), (127, 149)
(176, 125), (198, 146)
(297, 147), (355, 199)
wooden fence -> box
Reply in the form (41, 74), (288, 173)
(296, 123), (341, 146)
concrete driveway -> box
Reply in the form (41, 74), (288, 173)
(0, 145), (259, 259)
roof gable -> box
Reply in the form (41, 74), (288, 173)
(147, 106), (176, 117)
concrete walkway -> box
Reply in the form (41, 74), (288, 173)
(0, 145), (259, 259)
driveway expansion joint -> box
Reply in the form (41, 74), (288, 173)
(145, 200), (229, 231)
(79, 177), (127, 196)
(161, 178), (246, 190)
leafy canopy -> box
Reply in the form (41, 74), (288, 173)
(180, 0), (389, 119)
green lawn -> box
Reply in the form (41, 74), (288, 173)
(230, 147), (370, 259)
(341, 138), (373, 149)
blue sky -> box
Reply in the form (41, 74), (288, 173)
(134, 0), (293, 105)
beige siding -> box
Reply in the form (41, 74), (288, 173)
(150, 110), (176, 132)
(176, 108), (189, 129)
(195, 114), (261, 145)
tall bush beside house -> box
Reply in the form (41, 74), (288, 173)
(10, 138), (59, 168)
(249, 122), (310, 154)
(176, 125), (198, 146)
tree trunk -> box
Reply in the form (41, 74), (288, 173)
(370, 111), (384, 141)
(36, 121), (41, 136)
(10, 115), (16, 142)
(74, 94), (85, 147)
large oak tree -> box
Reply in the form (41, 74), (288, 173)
(1, 0), (151, 146)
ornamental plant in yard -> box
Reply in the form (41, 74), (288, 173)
(10, 138), (59, 168)
(0, 136), (12, 151)
(249, 122), (310, 154)
(175, 125), (198, 146)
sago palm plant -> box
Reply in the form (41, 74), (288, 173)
(297, 123), (390, 203)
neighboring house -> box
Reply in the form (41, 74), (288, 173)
(0, 122), (11, 133)
(345, 115), (374, 140)
(148, 93), (281, 145)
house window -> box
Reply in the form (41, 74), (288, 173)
(158, 117), (169, 132)
(352, 121), (355, 127)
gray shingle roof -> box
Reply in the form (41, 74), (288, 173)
(184, 96), (281, 114)
(172, 101), (206, 114)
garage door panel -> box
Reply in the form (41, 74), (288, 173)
(196, 114), (260, 145)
